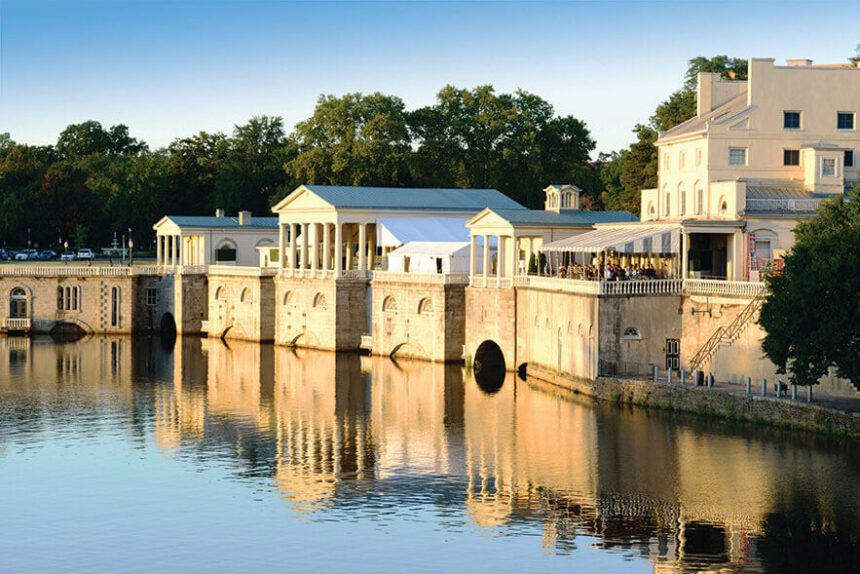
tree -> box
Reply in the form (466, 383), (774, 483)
(759, 187), (860, 387)
(56, 120), (145, 158)
(284, 93), (412, 189)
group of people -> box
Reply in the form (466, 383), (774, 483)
(540, 260), (671, 281)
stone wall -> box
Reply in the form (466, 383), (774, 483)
(0, 275), (137, 334)
(133, 274), (174, 332)
(464, 286), (517, 369)
(370, 281), (466, 362)
(275, 277), (368, 351)
(208, 273), (275, 342)
(173, 273), (208, 335)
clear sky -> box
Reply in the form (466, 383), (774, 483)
(1, 0), (856, 154)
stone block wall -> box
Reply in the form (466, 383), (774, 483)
(275, 277), (368, 351)
(208, 273), (275, 342)
(173, 274), (208, 335)
(370, 281), (466, 362)
(464, 286), (517, 370)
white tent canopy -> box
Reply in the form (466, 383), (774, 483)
(542, 226), (680, 255)
(377, 217), (470, 247)
(387, 241), (472, 273)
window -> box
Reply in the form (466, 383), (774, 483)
(837, 112), (855, 130)
(822, 158), (836, 177)
(382, 296), (398, 313)
(10, 287), (27, 318)
(783, 149), (800, 166)
(283, 291), (295, 307)
(719, 197), (728, 215)
(111, 287), (120, 327)
(57, 287), (64, 310)
(679, 152), (685, 169)
(664, 191), (670, 216)
(680, 190), (687, 215)
(215, 247), (237, 262)
(695, 148), (702, 167)
(696, 187), (705, 215)
(418, 298), (434, 315)
(663, 153), (670, 171)
(729, 147), (747, 166)
(845, 150), (855, 168)
(72, 287), (79, 311)
(312, 293), (327, 309)
(622, 327), (642, 341)
(783, 111), (801, 129)
(145, 287), (158, 307)
(58, 286), (80, 311)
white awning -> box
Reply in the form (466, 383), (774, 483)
(388, 241), (470, 258)
(542, 226), (680, 254)
(377, 217), (470, 247)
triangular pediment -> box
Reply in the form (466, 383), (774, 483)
(272, 185), (336, 213)
(466, 208), (514, 230)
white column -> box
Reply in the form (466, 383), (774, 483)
(311, 223), (319, 271)
(496, 235), (504, 279)
(169, 236), (175, 266)
(358, 223), (367, 271)
(322, 223), (331, 271)
(369, 225), (376, 270)
(346, 226), (353, 270)
(301, 223), (309, 270)
(469, 235), (477, 276)
(680, 231), (689, 280)
(334, 223), (343, 275)
(289, 223), (297, 270)
(482, 235), (490, 278)
(156, 235), (163, 266)
(278, 223), (287, 269)
(508, 235), (517, 277)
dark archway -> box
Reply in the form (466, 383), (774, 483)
(159, 313), (177, 350)
(474, 340), (505, 394)
(49, 322), (87, 343)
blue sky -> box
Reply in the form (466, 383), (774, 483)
(1, 0), (856, 154)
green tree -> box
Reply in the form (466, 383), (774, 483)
(56, 120), (145, 158)
(284, 93), (412, 190)
(759, 187), (860, 387)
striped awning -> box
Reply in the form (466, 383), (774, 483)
(542, 226), (680, 254)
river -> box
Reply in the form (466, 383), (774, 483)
(0, 335), (857, 573)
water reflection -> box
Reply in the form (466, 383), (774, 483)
(0, 335), (858, 573)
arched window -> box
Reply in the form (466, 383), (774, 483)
(313, 293), (327, 309)
(664, 186), (670, 217)
(215, 239), (237, 263)
(57, 287), (64, 310)
(72, 286), (79, 311)
(647, 202), (655, 219)
(214, 286), (224, 300)
(719, 197), (728, 215)
(693, 180), (704, 215)
(10, 287), (27, 318)
(622, 327), (642, 340)
(111, 287), (120, 327)
(65, 286), (71, 310)
(283, 290), (295, 307)
(417, 298), (433, 315)
(382, 296), (398, 312)
(679, 152), (685, 169)
(240, 288), (251, 303)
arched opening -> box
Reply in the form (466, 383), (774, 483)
(382, 296), (398, 312)
(214, 286), (225, 300)
(50, 322), (87, 342)
(417, 298), (433, 315)
(240, 288), (251, 303)
(312, 293), (327, 309)
(215, 239), (238, 263)
(9, 287), (27, 318)
(283, 290), (295, 307)
(160, 312), (177, 336)
(474, 340), (505, 394)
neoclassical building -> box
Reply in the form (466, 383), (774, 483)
(641, 57), (860, 280)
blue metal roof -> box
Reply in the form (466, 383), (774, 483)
(165, 215), (279, 230)
(489, 209), (639, 227)
(302, 185), (526, 211)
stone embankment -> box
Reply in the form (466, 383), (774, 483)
(526, 366), (860, 439)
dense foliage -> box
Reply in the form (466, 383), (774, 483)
(759, 187), (860, 387)
(0, 86), (603, 250)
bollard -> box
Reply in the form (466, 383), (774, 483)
(746, 376), (752, 396)
(653, 365), (659, 382)
(761, 378), (767, 397)
(807, 385), (813, 403)
(707, 373), (713, 388)
(667, 368), (673, 384)
(681, 369), (686, 386)
(777, 382), (782, 398)
(791, 384), (797, 401)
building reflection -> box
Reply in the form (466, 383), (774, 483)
(3, 335), (856, 573)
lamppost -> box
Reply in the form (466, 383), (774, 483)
(27, 227), (31, 249)
(128, 238), (134, 265)
(63, 241), (69, 265)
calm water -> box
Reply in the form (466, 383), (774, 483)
(0, 336), (857, 573)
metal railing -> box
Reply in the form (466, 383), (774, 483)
(372, 271), (469, 285)
(688, 289), (767, 372)
(745, 198), (823, 213)
(2, 317), (31, 330)
(683, 279), (765, 298)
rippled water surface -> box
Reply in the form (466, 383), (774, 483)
(1, 336), (858, 573)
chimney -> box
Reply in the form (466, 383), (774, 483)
(215, 208), (225, 218)
(786, 59), (813, 67)
(238, 211), (252, 226)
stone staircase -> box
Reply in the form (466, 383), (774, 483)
(688, 288), (766, 373)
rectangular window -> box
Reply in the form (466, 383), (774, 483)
(145, 287), (158, 307)
(729, 147), (747, 166)
(837, 112), (855, 130)
(784, 111), (801, 129)
(663, 154), (670, 171)
(665, 192), (671, 216)
(679, 153), (685, 169)
(696, 188), (705, 215)
(215, 248), (237, 262)
(680, 191), (686, 215)
(846, 150), (855, 168)
(822, 158), (836, 177)
(783, 149), (800, 166)
(695, 148), (702, 166)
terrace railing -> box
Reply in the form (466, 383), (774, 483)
(683, 279), (765, 298)
(372, 271), (469, 285)
(745, 198), (823, 213)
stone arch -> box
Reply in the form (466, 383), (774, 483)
(240, 287), (252, 303)
(215, 286), (226, 300)
(382, 296), (398, 312)
(390, 340), (428, 360)
(283, 290), (295, 306)
(312, 293), (327, 309)
(417, 297), (433, 315)
(473, 340), (505, 394)
(9, 286), (28, 318)
(718, 196), (728, 215)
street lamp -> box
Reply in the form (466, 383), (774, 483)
(27, 227), (31, 249)
(63, 241), (69, 265)
(128, 238), (134, 265)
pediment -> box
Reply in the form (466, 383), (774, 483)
(466, 208), (514, 230)
(272, 185), (335, 213)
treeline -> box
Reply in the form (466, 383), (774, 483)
(0, 56), (747, 250)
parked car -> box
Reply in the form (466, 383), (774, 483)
(0, 249), (8, 260)
(15, 249), (38, 261)
(38, 250), (57, 261)
(76, 248), (95, 260)
(60, 251), (76, 262)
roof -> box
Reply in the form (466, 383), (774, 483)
(389, 241), (470, 258)
(746, 182), (812, 200)
(278, 185), (526, 212)
(155, 215), (279, 230)
(486, 208), (638, 227)
(542, 225), (680, 254)
(657, 92), (750, 142)
(377, 217), (470, 247)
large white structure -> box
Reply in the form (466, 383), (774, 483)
(640, 57), (860, 280)
(152, 210), (279, 269)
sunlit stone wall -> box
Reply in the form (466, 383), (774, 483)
(208, 272), (275, 342)
(274, 277), (367, 350)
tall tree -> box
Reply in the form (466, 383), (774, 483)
(759, 187), (860, 388)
